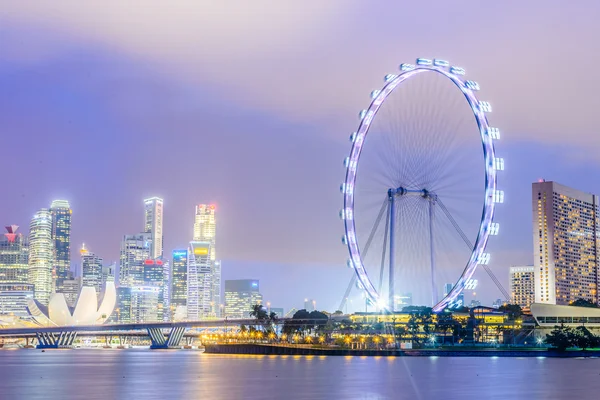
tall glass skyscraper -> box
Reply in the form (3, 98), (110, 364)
(533, 181), (599, 305)
(119, 233), (151, 287)
(144, 197), (164, 260)
(28, 209), (54, 305)
(224, 279), (262, 319)
(193, 204), (221, 316)
(171, 249), (187, 310)
(81, 244), (103, 295)
(0, 225), (29, 283)
(50, 200), (72, 292)
(187, 241), (213, 320)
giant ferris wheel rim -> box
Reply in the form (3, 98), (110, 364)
(340, 59), (502, 313)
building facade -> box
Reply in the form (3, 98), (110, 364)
(0, 283), (34, 318)
(193, 204), (221, 317)
(533, 181), (599, 305)
(510, 265), (535, 310)
(187, 241), (213, 320)
(0, 225), (28, 283)
(171, 249), (187, 312)
(50, 200), (72, 293)
(81, 244), (103, 295)
(144, 197), (164, 260)
(28, 209), (54, 305)
(119, 233), (151, 287)
(62, 277), (81, 307)
(130, 286), (161, 323)
(224, 279), (262, 319)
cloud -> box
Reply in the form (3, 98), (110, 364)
(3, 0), (600, 155)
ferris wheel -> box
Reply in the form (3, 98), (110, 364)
(340, 58), (503, 313)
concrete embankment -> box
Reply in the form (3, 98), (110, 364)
(204, 344), (599, 358)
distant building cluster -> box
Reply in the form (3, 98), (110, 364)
(0, 197), (282, 325)
(510, 181), (600, 311)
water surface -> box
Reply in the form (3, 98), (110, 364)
(0, 350), (598, 399)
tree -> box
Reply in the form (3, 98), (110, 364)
(498, 304), (523, 320)
(436, 312), (459, 344)
(545, 325), (573, 351)
(570, 298), (598, 308)
(249, 304), (269, 329)
(573, 326), (599, 350)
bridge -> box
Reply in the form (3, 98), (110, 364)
(0, 318), (288, 349)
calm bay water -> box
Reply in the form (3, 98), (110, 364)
(0, 350), (599, 399)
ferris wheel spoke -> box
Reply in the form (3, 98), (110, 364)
(342, 58), (501, 312)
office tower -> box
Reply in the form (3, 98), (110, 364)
(81, 244), (103, 295)
(130, 286), (160, 323)
(50, 200), (72, 292)
(510, 265), (535, 310)
(161, 260), (171, 321)
(0, 225), (29, 283)
(171, 249), (187, 312)
(144, 197), (164, 260)
(533, 181), (599, 305)
(224, 279), (262, 319)
(101, 263), (115, 289)
(28, 209), (54, 305)
(112, 286), (132, 324)
(443, 283), (453, 297)
(0, 283), (34, 318)
(193, 204), (221, 317)
(304, 298), (316, 311)
(187, 241), (213, 320)
(62, 277), (81, 308)
(119, 233), (151, 287)
(143, 258), (165, 321)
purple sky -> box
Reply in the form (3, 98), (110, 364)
(1, 1), (600, 312)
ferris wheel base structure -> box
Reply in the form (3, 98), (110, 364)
(340, 57), (503, 313)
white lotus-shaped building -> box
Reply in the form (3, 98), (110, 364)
(27, 282), (116, 326)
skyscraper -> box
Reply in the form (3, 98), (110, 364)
(50, 200), (72, 292)
(28, 209), (54, 305)
(510, 266), (535, 310)
(533, 181), (599, 305)
(171, 249), (187, 311)
(187, 241), (213, 320)
(119, 233), (151, 287)
(224, 279), (262, 319)
(144, 197), (164, 260)
(0, 225), (29, 283)
(81, 244), (103, 295)
(193, 204), (221, 316)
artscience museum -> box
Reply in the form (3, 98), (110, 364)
(27, 282), (116, 326)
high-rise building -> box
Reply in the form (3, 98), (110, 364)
(393, 293), (413, 310)
(533, 181), (599, 305)
(171, 249), (187, 311)
(130, 286), (161, 323)
(28, 209), (54, 305)
(112, 286), (132, 324)
(193, 204), (221, 317)
(50, 200), (72, 292)
(62, 277), (81, 308)
(143, 258), (165, 321)
(101, 263), (115, 290)
(119, 233), (151, 287)
(510, 265), (535, 310)
(187, 241), (213, 320)
(81, 244), (103, 295)
(304, 298), (316, 311)
(0, 283), (34, 318)
(0, 225), (29, 283)
(144, 197), (164, 260)
(224, 279), (262, 319)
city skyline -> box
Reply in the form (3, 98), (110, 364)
(2, 1), (600, 312)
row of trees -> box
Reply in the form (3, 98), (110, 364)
(545, 325), (600, 351)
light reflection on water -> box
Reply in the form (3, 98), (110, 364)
(1, 350), (600, 399)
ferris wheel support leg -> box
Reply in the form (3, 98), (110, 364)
(429, 197), (437, 306)
(388, 190), (396, 312)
